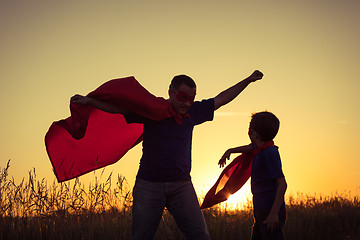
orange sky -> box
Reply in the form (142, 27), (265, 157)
(1, 1), (360, 206)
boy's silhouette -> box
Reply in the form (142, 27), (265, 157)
(218, 111), (287, 240)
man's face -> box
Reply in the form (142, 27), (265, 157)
(169, 84), (196, 115)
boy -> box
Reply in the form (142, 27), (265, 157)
(218, 111), (287, 240)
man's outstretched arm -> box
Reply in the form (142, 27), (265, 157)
(71, 94), (127, 114)
(214, 70), (263, 110)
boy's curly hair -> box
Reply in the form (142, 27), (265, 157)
(250, 111), (280, 141)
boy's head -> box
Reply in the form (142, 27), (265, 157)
(168, 75), (197, 115)
(249, 111), (280, 142)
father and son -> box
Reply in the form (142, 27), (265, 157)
(71, 70), (287, 240)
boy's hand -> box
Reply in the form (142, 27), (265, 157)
(249, 70), (263, 82)
(263, 212), (279, 233)
(218, 150), (231, 168)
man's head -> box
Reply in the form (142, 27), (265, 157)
(168, 75), (197, 115)
(249, 111), (280, 142)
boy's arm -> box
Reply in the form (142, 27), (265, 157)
(263, 177), (287, 232)
(213, 70), (263, 110)
(71, 94), (128, 114)
(218, 144), (252, 168)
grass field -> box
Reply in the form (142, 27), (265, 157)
(1, 160), (359, 240)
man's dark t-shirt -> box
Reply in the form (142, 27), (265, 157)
(125, 98), (214, 182)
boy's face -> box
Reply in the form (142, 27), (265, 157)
(248, 123), (258, 143)
(168, 84), (196, 115)
(248, 128), (255, 143)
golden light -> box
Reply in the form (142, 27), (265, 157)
(218, 182), (253, 211)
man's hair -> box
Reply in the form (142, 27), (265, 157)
(170, 75), (196, 90)
(250, 111), (280, 141)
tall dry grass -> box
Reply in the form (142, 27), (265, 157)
(0, 160), (133, 239)
(1, 160), (360, 240)
(0, 160), (132, 218)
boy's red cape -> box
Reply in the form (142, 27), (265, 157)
(45, 76), (182, 182)
(200, 141), (274, 209)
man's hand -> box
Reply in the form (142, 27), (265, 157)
(249, 70), (264, 82)
(71, 94), (91, 105)
(263, 212), (279, 233)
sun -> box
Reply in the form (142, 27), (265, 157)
(198, 173), (253, 211)
(219, 181), (253, 211)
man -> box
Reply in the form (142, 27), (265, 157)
(71, 70), (263, 239)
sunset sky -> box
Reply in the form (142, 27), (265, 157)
(1, 0), (359, 207)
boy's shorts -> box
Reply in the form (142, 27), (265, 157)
(251, 205), (286, 240)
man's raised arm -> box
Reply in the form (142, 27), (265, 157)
(214, 70), (263, 110)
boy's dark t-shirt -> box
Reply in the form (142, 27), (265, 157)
(125, 99), (214, 182)
(251, 146), (285, 210)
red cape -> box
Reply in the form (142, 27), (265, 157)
(200, 141), (274, 209)
(45, 76), (181, 182)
